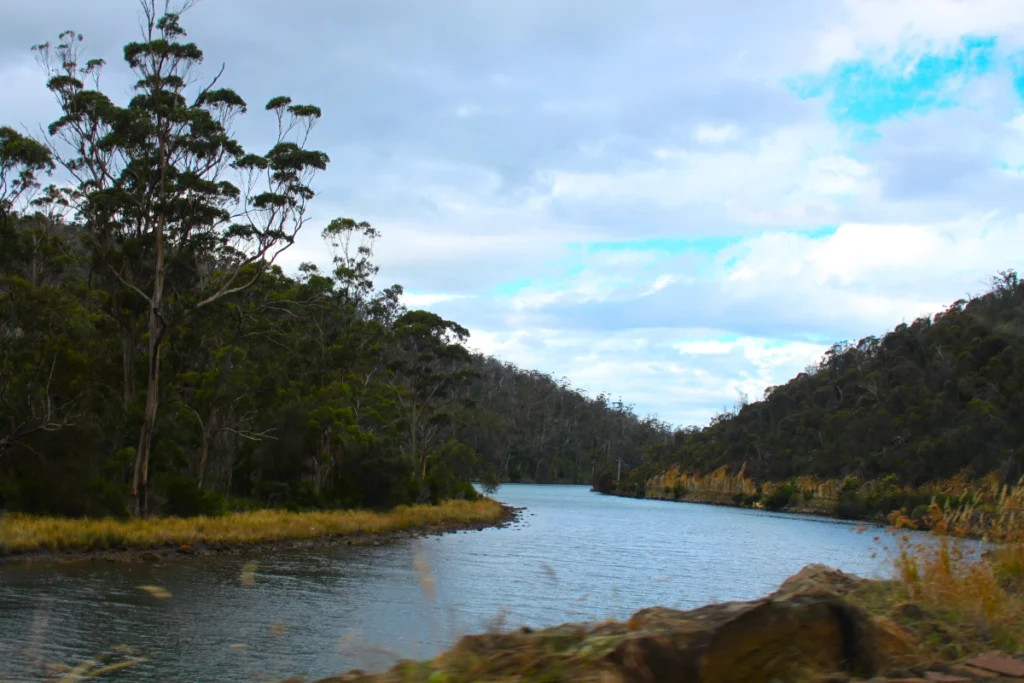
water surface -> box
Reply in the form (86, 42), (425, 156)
(0, 484), (910, 681)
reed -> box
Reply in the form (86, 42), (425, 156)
(882, 485), (1024, 656)
(0, 498), (503, 555)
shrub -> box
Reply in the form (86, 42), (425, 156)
(158, 476), (225, 517)
(763, 484), (797, 511)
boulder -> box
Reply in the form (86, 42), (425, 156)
(317, 564), (911, 683)
(772, 563), (871, 599)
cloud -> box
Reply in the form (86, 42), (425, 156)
(694, 123), (741, 144)
(402, 292), (475, 308)
(808, 0), (1024, 70)
(2, 0), (1023, 426)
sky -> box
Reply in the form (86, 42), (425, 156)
(3, 0), (1024, 428)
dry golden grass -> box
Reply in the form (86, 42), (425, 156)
(876, 488), (1024, 658)
(0, 498), (503, 555)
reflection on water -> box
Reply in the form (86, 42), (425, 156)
(0, 484), (919, 681)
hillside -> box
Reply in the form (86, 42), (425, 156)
(0, 19), (662, 519)
(614, 271), (1024, 522)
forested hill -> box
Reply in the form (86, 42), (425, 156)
(623, 271), (1024, 494)
(0, 12), (665, 518)
(0, 208), (665, 517)
(460, 356), (669, 485)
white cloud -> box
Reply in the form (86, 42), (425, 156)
(464, 326), (828, 426)
(402, 292), (475, 307)
(4, 0), (1022, 428)
(643, 274), (678, 296)
(810, 0), (1024, 70)
(693, 123), (741, 144)
(552, 123), (878, 228)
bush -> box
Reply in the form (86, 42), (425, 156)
(158, 475), (226, 517)
(673, 483), (687, 499)
(763, 484), (797, 511)
(732, 492), (759, 507)
(835, 494), (868, 520)
(592, 468), (615, 494)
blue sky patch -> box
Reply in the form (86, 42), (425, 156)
(790, 35), (998, 125)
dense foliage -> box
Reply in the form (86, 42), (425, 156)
(623, 271), (1024, 495)
(0, 3), (664, 518)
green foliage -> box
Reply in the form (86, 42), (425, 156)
(479, 468), (501, 496)
(646, 272), (1024, 503)
(0, 3), (684, 519)
(763, 484), (797, 511)
(158, 475), (225, 518)
(731, 492), (760, 507)
(592, 467), (616, 495)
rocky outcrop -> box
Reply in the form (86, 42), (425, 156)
(316, 565), (924, 683)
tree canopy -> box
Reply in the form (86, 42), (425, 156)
(0, 1), (665, 517)
(626, 271), (1024, 495)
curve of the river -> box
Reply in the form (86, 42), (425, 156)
(0, 484), (916, 681)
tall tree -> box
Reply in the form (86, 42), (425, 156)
(34, 2), (328, 515)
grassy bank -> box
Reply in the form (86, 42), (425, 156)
(0, 498), (505, 556)
(634, 466), (1024, 537)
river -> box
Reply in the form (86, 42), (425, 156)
(0, 484), (911, 681)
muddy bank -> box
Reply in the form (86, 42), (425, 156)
(0, 504), (524, 565)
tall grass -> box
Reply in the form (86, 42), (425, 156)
(0, 499), (503, 555)
(886, 486), (1024, 656)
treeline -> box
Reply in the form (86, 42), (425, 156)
(460, 357), (669, 485)
(619, 271), (1024, 497)
(0, 3), (663, 518)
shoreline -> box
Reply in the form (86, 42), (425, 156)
(313, 563), (1024, 682)
(601, 489), (995, 541)
(0, 502), (524, 565)
(598, 488), (881, 524)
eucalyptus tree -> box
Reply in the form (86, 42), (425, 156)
(33, 1), (328, 515)
(389, 311), (476, 481)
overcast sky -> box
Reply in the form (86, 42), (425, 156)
(3, 0), (1024, 427)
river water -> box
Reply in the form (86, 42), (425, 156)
(0, 484), (910, 681)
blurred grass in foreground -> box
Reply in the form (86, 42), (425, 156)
(852, 493), (1024, 663)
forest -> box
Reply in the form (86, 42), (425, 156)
(0, 6), (666, 518)
(616, 270), (1024, 503)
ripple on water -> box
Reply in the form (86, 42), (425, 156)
(0, 484), (945, 682)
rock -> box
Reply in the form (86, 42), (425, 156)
(811, 673), (851, 683)
(871, 616), (921, 664)
(963, 654), (1024, 677)
(772, 563), (870, 599)
(951, 664), (999, 679)
(923, 672), (972, 682)
(140, 552), (160, 562)
(316, 565), (920, 683)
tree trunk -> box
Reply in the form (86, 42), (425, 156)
(133, 323), (162, 518)
(133, 204), (166, 517)
(196, 416), (213, 488)
(122, 333), (135, 409)
(419, 445), (429, 481)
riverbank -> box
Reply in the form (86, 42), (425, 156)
(598, 483), (860, 528)
(313, 558), (1024, 683)
(605, 468), (1024, 540)
(0, 499), (521, 564)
